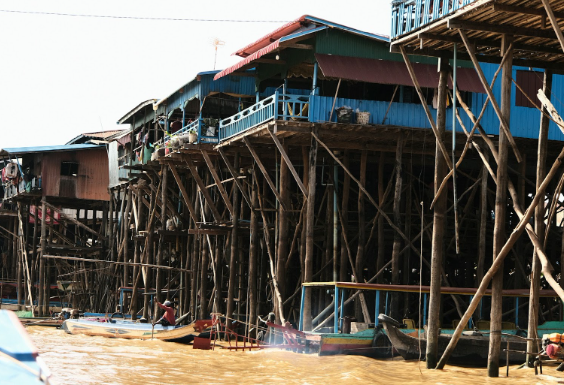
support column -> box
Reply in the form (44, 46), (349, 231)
(527, 69), (552, 366)
(377, 152), (386, 284)
(303, 129), (318, 330)
(38, 199), (47, 315)
(426, 58), (449, 369)
(276, 143), (290, 323)
(226, 153), (240, 323)
(355, 151), (367, 321)
(391, 135), (404, 320)
(488, 34), (513, 378)
(249, 169), (259, 334)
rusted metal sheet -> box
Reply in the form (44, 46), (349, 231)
(41, 149), (109, 201)
(315, 54), (485, 94)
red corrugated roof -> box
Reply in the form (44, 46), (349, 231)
(81, 130), (124, 139)
(315, 54), (485, 94)
(214, 40), (281, 80)
(233, 15), (306, 58)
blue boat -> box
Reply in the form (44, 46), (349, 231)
(0, 310), (52, 384)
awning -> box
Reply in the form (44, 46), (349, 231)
(315, 54), (485, 94)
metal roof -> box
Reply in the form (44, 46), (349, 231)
(315, 54), (485, 94)
(0, 144), (104, 157)
(117, 99), (158, 125)
(233, 15), (389, 58)
(214, 26), (327, 81)
(66, 130), (125, 145)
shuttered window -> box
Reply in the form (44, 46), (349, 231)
(515, 70), (543, 108)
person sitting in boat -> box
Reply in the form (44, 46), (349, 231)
(156, 300), (176, 327)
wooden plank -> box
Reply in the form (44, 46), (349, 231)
(217, 148), (252, 207)
(243, 137), (287, 212)
(182, 156), (222, 222)
(493, 3), (564, 19)
(449, 20), (557, 40)
(200, 149), (234, 216)
(458, 30), (522, 163)
(267, 127), (308, 197)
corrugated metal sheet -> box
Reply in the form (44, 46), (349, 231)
(0, 144), (102, 157)
(41, 149), (109, 201)
(215, 40), (281, 80)
(315, 54), (484, 93)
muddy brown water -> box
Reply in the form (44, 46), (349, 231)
(27, 326), (564, 384)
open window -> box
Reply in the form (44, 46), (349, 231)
(61, 161), (79, 176)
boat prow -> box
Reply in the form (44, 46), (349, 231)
(378, 314), (527, 366)
(0, 310), (52, 384)
(62, 318), (214, 343)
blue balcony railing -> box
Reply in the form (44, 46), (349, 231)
(219, 92), (311, 141)
(391, 0), (478, 39)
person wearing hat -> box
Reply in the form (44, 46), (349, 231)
(156, 300), (176, 326)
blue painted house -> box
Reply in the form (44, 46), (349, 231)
(211, 14), (564, 144)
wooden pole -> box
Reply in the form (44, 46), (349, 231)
(391, 135), (404, 320)
(476, 156), (489, 287)
(303, 129), (318, 330)
(226, 153), (240, 322)
(339, 151), (350, 282)
(487, 34), (512, 378)
(426, 59), (449, 369)
(377, 152), (385, 284)
(249, 168), (259, 334)
(38, 199), (47, 315)
(276, 142), (290, 323)
(355, 150), (367, 321)
(527, 69), (552, 366)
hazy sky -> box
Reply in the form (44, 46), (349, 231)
(0, 1), (391, 148)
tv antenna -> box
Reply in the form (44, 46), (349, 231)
(212, 38), (225, 70)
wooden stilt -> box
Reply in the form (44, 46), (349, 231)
(276, 142), (290, 323)
(377, 152), (385, 284)
(488, 34), (512, 378)
(339, 151), (350, 282)
(249, 168), (259, 335)
(303, 129), (318, 330)
(426, 59), (449, 369)
(527, 69), (552, 366)
(391, 135), (404, 320)
(355, 150), (367, 321)
(226, 153), (240, 323)
(38, 199), (47, 315)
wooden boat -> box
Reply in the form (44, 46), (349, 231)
(62, 318), (214, 343)
(318, 328), (394, 357)
(379, 314), (527, 366)
(0, 310), (52, 384)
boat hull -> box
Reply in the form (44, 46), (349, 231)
(62, 318), (213, 343)
(379, 314), (527, 366)
(319, 328), (393, 358)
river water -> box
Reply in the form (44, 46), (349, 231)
(27, 327), (564, 385)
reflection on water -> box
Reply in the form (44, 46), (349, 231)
(27, 327), (564, 385)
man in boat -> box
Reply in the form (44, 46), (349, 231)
(156, 300), (176, 327)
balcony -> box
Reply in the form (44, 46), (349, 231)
(3, 177), (41, 200)
(219, 92), (311, 141)
(391, 0), (478, 39)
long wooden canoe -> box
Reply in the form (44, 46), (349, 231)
(62, 318), (213, 343)
(379, 314), (527, 366)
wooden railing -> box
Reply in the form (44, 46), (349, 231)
(391, 0), (478, 39)
(219, 92), (311, 141)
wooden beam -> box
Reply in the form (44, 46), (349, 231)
(42, 255), (192, 273)
(458, 30), (522, 163)
(398, 45), (453, 170)
(281, 43), (313, 50)
(267, 127), (308, 197)
(243, 137), (288, 211)
(449, 20), (556, 40)
(200, 149), (234, 217)
(168, 164), (199, 224)
(493, 3), (564, 19)
(217, 148), (252, 208)
(182, 156), (222, 222)
(254, 58), (286, 65)
(541, 0), (564, 59)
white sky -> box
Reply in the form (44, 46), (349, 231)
(0, 1), (391, 148)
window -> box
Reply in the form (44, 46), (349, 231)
(61, 161), (79, 176)
(516, 70), (543, 108)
